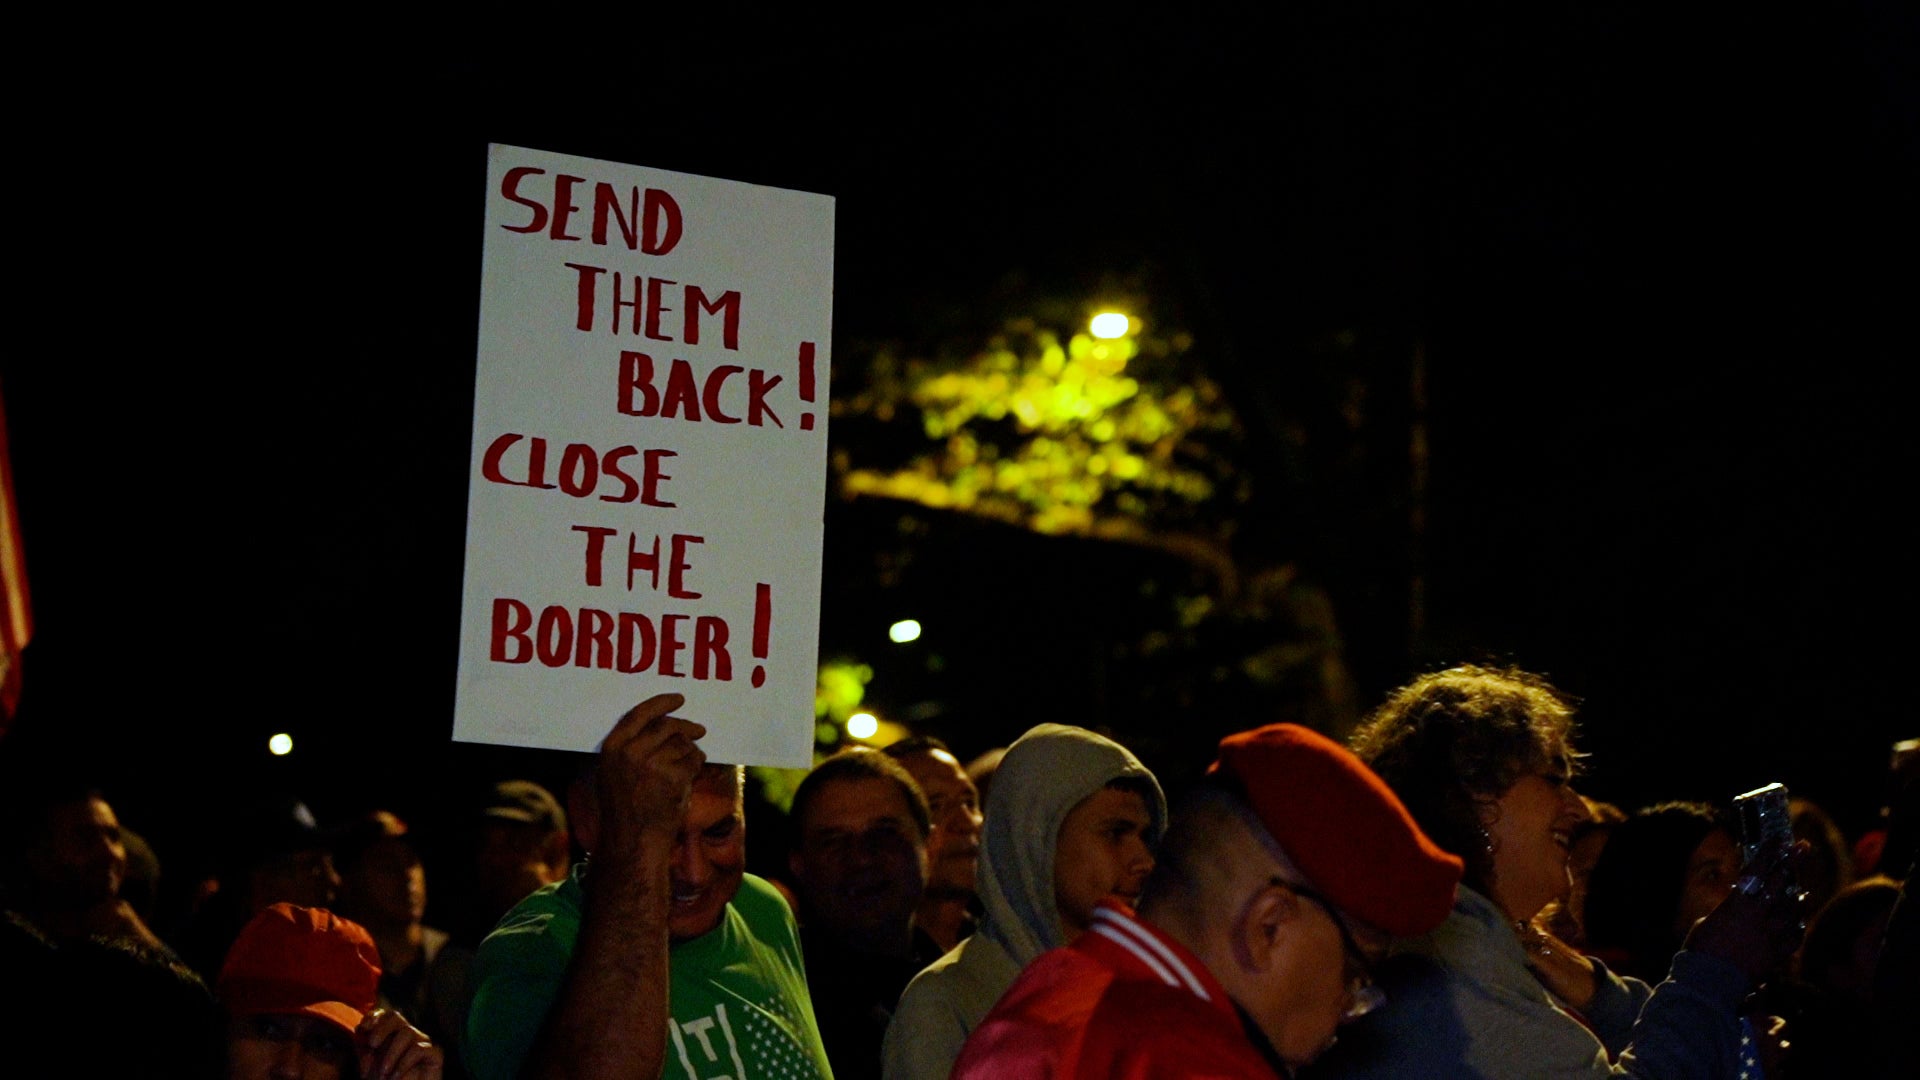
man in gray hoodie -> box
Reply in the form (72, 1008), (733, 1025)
(881, 723), (1166, 1080)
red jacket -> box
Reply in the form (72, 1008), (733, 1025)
(952, 903), (1285, 1080)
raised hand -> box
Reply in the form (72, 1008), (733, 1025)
(594, 693), (706, 858)
(356, 1008), (443, 1080)
(1684, 840), (1813, 984)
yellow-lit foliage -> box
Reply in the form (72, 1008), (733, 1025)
(834, 315), (1243, 538)
(751, 659), (880, 814)
(815, 659), (872, 723)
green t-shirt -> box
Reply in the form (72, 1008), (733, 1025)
(468, 864), (833, 1080)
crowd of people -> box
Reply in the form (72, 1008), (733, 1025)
(2, 666), (1914, 1079)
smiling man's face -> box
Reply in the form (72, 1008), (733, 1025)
(896, 749), (982, 899)
(790, 776), (928, 940)
(31, 796), (127, 907)
(667, 771), (747, 942)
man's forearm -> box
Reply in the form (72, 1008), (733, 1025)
(526, 839), (675, 1080)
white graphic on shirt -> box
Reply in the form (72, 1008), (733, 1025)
(667, 999), (821, 1080)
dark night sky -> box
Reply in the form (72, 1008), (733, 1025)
(6, 6), (1916, 875)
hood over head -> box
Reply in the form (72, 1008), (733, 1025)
(977, 723), (1166, 964)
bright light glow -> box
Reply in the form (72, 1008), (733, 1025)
(847, 712), (880, 740)
(888, 618), (923, 644)
(268, 733), (294, 756)
(1090, 312), (1131, 339)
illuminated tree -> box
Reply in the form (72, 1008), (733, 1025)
(822, 293), (1386, 756)
(830, 306), (1248, 580)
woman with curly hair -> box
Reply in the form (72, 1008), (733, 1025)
(1311, 665), (1806, 1080)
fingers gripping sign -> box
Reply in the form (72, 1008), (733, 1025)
(597, 693), (709, 854)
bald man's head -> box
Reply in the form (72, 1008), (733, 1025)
(1138, 782), (1386, 1071)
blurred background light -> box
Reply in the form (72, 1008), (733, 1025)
(1089, 312), (1131, 339)
(268, 732), (294, 756)
(846, 712), (880, 739)
(888, 618), (922, 643)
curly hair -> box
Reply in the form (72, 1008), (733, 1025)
(1350, 665), (1581, 891)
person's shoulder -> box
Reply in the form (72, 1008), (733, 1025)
(476, 869), (583, 971)
(1082, 977), (1284, 1078)
(1310, 952), (1492, 1078)
(493, 874), (579, 930)
(976, 942), (1113, 1027)
(962, 965), (1257, 1080)
(1093, 973), (1226, 1028)
(421, 925), (451, 963)
(953, 953), (1094, 1080)
(722, 873), (808, 963)
(886, 943), (978, 1080)
(1357, 950), (1467, 1039)
(899, 939), (961, 988)
(730, 873), (797, 928)
(734, 872), (789, 910)
(891, 937), (989, 1032)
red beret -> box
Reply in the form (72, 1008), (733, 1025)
(1210, 724), (1462, 937)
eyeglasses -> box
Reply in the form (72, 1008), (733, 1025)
(1272, 877), (1387, 1021)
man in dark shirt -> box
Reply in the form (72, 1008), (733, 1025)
(789, 748), (938, 1080)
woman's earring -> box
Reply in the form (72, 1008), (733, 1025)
(1476, 799), (1500, 855)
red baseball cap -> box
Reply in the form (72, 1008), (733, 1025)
(1210, 724), (1463, 938)
(217, 903), (382, 1034)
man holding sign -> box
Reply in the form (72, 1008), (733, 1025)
(466, 694), (832, 1080)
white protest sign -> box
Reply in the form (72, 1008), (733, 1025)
(454, 143), (833, 767)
